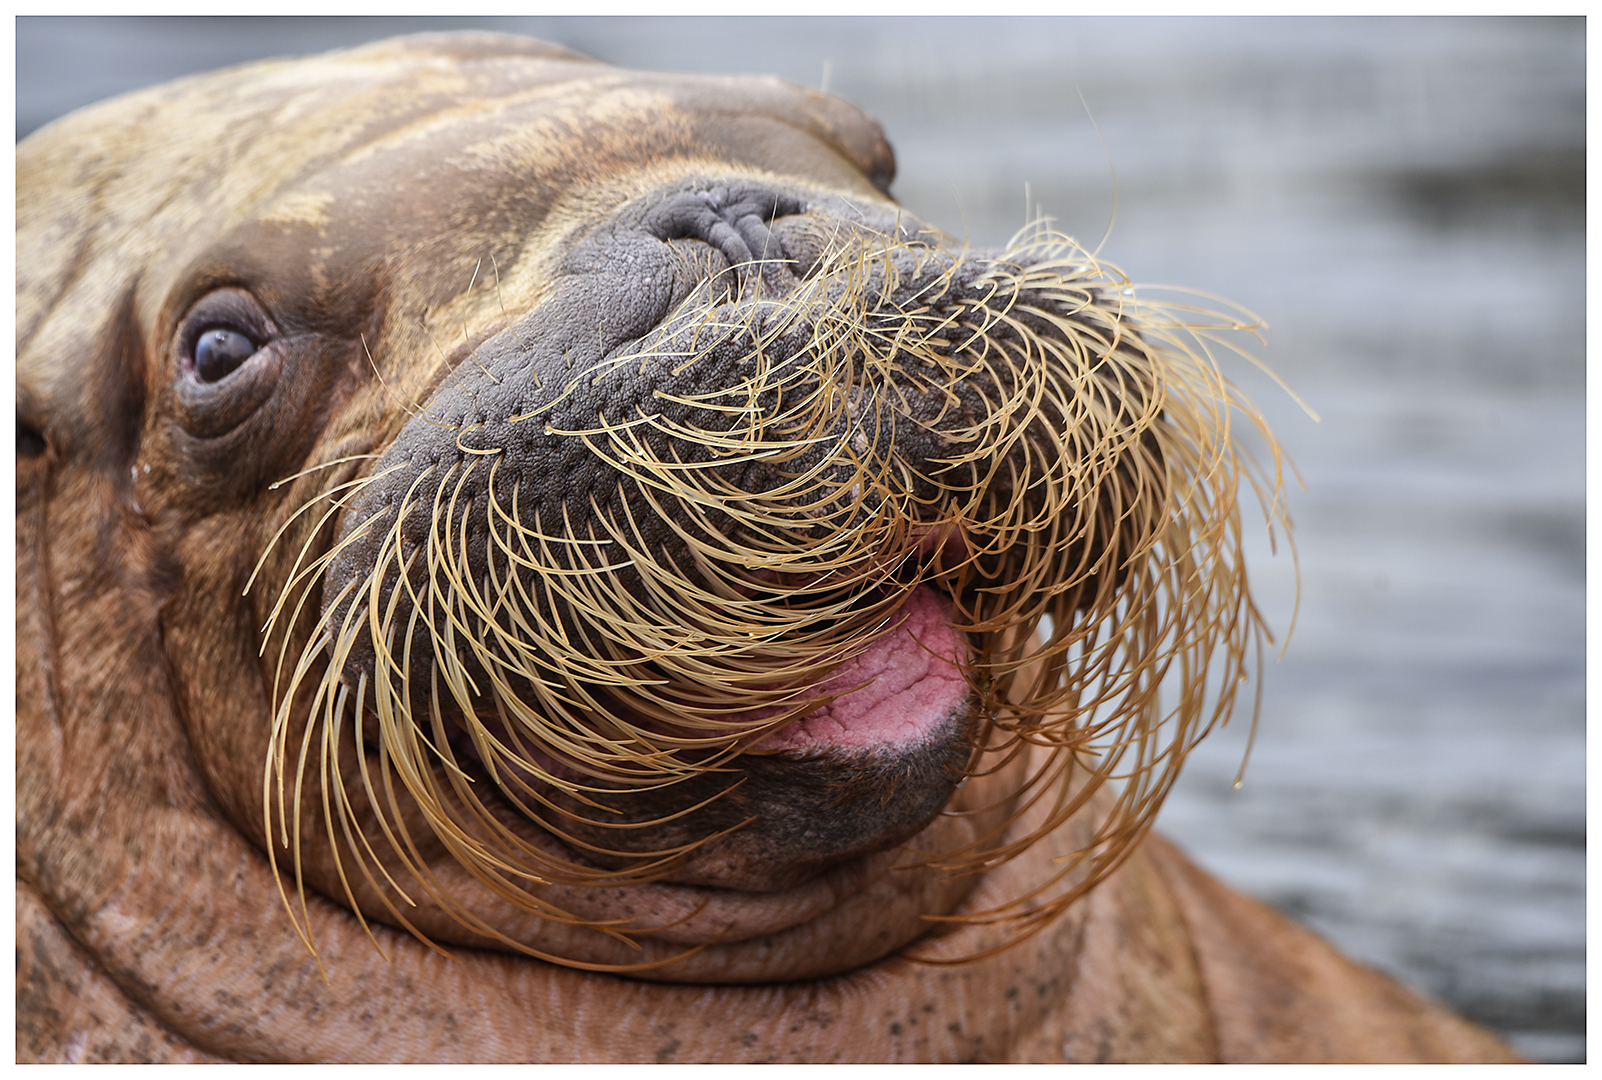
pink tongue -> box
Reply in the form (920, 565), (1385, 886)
(754, 587), (970, 753)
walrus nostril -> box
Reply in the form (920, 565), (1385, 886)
(644, 187), (806, 283)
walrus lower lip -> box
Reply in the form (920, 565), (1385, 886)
(749, 585), (970, 753)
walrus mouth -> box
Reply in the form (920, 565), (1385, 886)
(437, 583), (980, 893)
(259, 180), (1284, 964)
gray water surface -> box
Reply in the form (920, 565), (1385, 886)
(18, 16), (1585, 1063)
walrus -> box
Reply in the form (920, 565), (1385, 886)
(16, 32), (1519, 1063)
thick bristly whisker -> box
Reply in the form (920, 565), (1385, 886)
(253, 219), (1292, 967)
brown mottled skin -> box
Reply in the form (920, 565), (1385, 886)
(15, 32), (1518, 1062)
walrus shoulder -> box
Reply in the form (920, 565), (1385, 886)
(1143, 835), (1522, 1063)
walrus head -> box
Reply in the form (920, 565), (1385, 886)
(18, 32), (1285, 986)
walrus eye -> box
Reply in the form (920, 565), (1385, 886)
(176, 287), (276, 389)
(171, 288), (284, 441)
(193, 326), (260, 382)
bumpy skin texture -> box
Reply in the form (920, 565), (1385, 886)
(15, 32), (1519, 1062)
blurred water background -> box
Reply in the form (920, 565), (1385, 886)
(17, 16), (1585, 1063)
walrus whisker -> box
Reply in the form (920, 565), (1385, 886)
(359, 332), (426, 421)
(249, 466), (394, 604)
(462, 255), (483, 309)
(277, 648), (341, 963)
(266, 452), (386, 492)
(363, 673), (676, 959)
(339, 682), (485, 968)
(319, 674), (406, 961)
(345, 674), (433, 915)
(254, 471), (399, 652)
(253, 215), (1293, 959)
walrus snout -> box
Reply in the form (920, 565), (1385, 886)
(319, 178), (1053, 665)
(311, 180), (1016, 885)
(233, 124), (1212, 963)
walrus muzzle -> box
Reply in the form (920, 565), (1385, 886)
(261, 157), (1234, 919)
